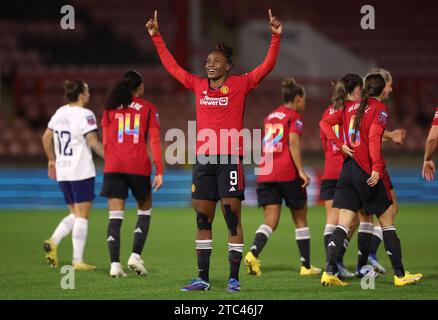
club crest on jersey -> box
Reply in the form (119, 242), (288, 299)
(434, 110), (438, 119)
(378, 111), (388, 124)
(220, 86), (229, 95)
(87, 115), (96, 125)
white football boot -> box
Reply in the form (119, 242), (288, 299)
(127, 254), (148, 276)
(110, 262), (127, 278)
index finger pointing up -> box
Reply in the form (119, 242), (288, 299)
(154, 10), (158, 21)
(268, 9), (273, 21)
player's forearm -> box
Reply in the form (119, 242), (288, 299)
(41, 131), (55, 161)
(289, 140), (305, 174)
(91, 141), (104, 159)
(319, 119), (342, 149)
(151, 33), (188, 86)
(86, 132), (104, 158)
(382, 130), (392, 142)
(424, 126), (438, 161)
(149, 128), (164, 175)
(424, 138), (437, 161)
(248, 33), (281, 85)
(369, 124), (384, 173)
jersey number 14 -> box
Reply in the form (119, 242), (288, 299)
(115, 113), (141, 144)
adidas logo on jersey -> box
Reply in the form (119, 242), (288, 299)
(328, 241), (336, 247)
(134, 228), (143, 234)
(107, 236), (115, 242)
(229, 186), (236, 192)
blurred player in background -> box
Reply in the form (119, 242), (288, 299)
(320, 74), (422, 286)
(101, 70), (163, 278)
(320, 74), (363, 279)
(245, 78), (321, 277)
(42, 80), (104, 270)
(146, 9), (281, 292)
(423, 106), (438, 181)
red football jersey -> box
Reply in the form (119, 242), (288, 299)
(257, 105), (303, 182)
(152, 32), (281, 156)
(320, 98), (389, 176)
(320, 104), (346, 180)
(432, 107), (438, 126)
(102, 96), (163, 176)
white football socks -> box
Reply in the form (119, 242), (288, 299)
(51, 213), (75, 245)
(72, 217), (88, 263)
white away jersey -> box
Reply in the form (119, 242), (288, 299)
(48, 105), (98, 181)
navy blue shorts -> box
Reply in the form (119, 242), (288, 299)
(58, 177), (95, 205)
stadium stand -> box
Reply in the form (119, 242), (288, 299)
(1, 0), (437, 160)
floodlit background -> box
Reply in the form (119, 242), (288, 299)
(1, 0), (438, 208)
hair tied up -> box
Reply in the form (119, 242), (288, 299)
(282, 78), (296, 87)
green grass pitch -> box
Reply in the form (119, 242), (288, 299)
(0, 204), (437, 300)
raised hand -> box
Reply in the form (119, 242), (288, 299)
(146, 10), (159, 36)
(268, 9), (282, 35)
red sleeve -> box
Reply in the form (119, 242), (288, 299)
(101, 111), (109, 146)
(289, 115), (304, 136)
(432, 107), (438, 126)
(320, 129), (328, 153)
(101, 110), (109, 127)
(147, 105), (163, 175)
(319, 109), (343, 149)
(151, 33), (200, 91)
(369, 123), (385, 174)
(372, 107), (389, 128)
(245, 33), (281, 92)
(148, 104), (160, 130)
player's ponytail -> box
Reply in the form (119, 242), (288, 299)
(351, 73), (385, 142)
(64, 80), (86, 103)
(106, 79), (133, 110)
(216, 42), (233, 66)
(331, 73), (363, 110)
(281, 78), (304, 104)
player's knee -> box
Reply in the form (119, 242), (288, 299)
(224, 204), (239, 236)
(196, 211), (212, 230)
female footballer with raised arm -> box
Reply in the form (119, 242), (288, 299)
(146, 9), (281, 292)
